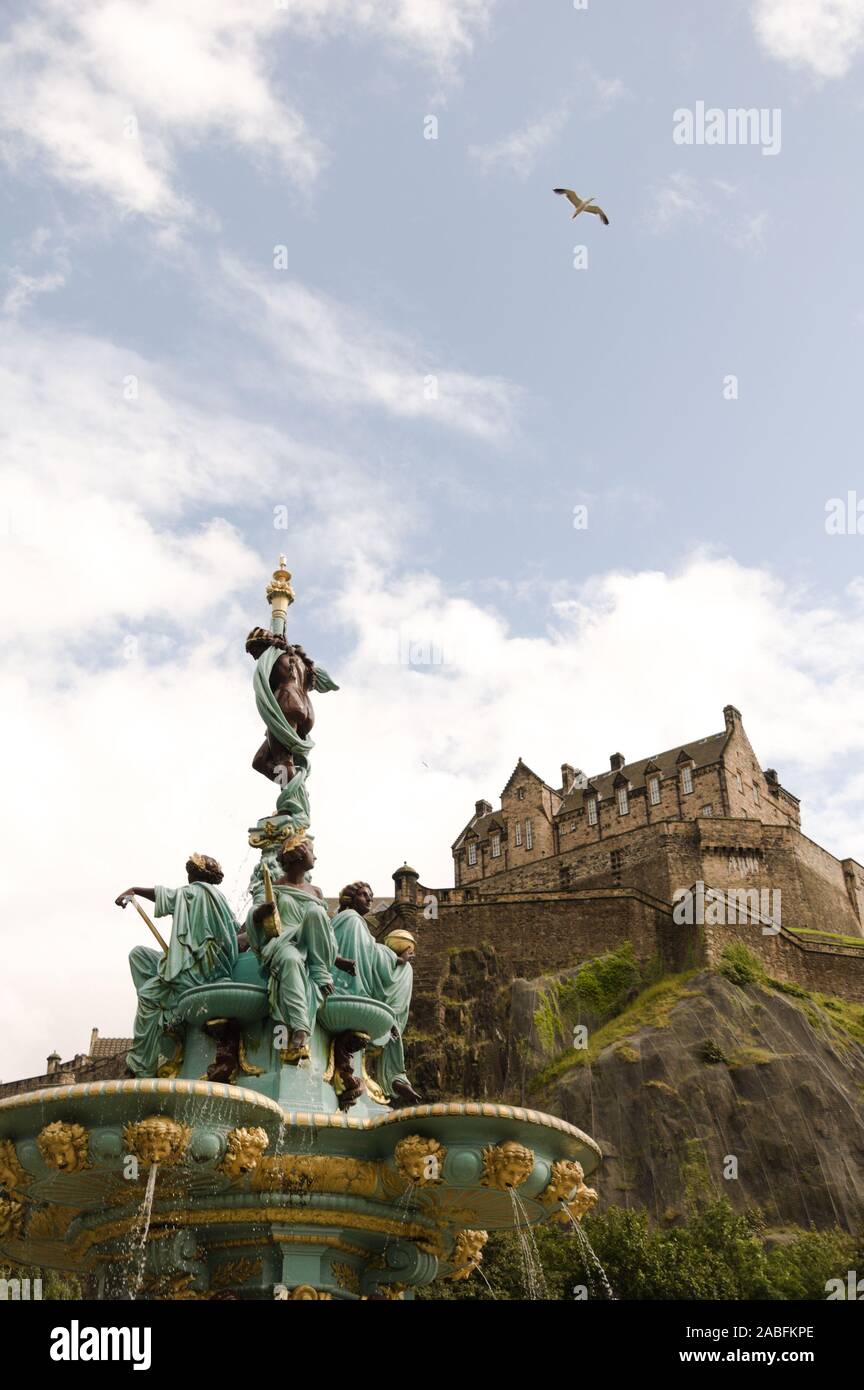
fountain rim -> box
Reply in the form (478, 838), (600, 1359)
(0, 1080), (602, 1181)
(0, 1080), (598, 1148)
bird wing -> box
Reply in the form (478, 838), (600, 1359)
(586, 204), (610, 225)
(553, 188), (582, 209)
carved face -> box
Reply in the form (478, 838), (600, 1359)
(394, 1135), (445, 1186)
(37, 1122), (89, 1174)
(482, 1140), (534, 1190)
(544, 1159), (585, 1204)
(219, 1128), (268, 1179)
(123, 1117), (190, 1168)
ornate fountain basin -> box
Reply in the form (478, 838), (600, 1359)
(317, 992), (394, 1041)
(0, 1078), (601, 1299)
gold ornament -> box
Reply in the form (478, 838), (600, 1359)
(331, 1261), (361, 1294)
(27, 1205), (79, 1240)
(374, 1284), (405, 1300)
(541, 1159), (587, 1205)
(252, 1153), (380, 1197)
(122, 1116), (191, 1168)
(211, 1258), (262, 1290)
(219, 1127), (269, 1179)
(0, 1194), (25, 1240)
(0, 1138), (30, 1191)
(393, 1135), (445, 1186)
(37, 1121), (90, 1174)
(448, 1229), (488, 1281)
(278, 1285), (332, 1301)
(481, 1140), (534, 1190)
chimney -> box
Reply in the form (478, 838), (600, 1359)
(723, 705), (742, 733)
(475, 799), (492, 817)
(765, 769), (779, 787)
(561, 763), (575, 793)
(610, 753), (626, 772)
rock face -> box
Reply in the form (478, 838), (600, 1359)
(540, 971), (864, 1230)
(406, 947), (864, 1231)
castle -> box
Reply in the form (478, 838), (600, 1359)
(448, 704), (864, 939)
(377, 704), (864, 1097)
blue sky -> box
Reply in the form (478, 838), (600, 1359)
(3, 0), (864, 1075)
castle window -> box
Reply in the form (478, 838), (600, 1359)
(736, 772), (743, 793)
(610, 849), (624, 873)
(491, 833), (501, 858)
(753, 784), (760, 806)
(467, 842), (477, 866)
(649, 777), (661, 805)
(514, 821), (522, 846)
(525, 819), (533, 850)
(617, 786), (629, 816)
(516, 788), (525, 801)
(587, 797), (598, 827)
(681, 765), (693, 795)
(701, 804), (713, 816)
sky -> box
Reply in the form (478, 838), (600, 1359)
(3, 0), (864, 1079)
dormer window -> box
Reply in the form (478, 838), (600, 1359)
(649, 777), (661, 805)
(617, 786), (629, 816)
(491, 833), (501, 858)
(681, 765), (693, 795)
(514, 821), (522, 846)
(467, 842), (477, 866)
(587, 797), (598, 827)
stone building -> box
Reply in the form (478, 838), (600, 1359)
(0, 1029), (131, 1100)
(449, 704), (864, 939)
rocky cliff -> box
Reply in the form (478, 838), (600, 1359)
(405, 942), (864, 1231)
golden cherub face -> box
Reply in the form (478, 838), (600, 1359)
(394, 1135), (444, 1185)
(37, 1122), (89, 1174)
(481, 1140), (534, 1190)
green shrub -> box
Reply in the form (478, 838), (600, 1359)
(718, 944), (765, 987)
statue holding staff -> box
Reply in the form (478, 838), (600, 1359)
(331, 883), (421, 1106)
(115, 855), (239, 1077)
(246, 832), (353, 1063)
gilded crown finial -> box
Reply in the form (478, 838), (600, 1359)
(266, 556), (295, 636)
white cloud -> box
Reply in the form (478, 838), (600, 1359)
(0, 0), (494, 224)
(469, 105), (570, 178)
(219, 256), (517, 439)
(646, 172), (710, 233)
(5, 546), (864, 1080)
(646, 174), (769, 253)
(753, 0), (864, 78)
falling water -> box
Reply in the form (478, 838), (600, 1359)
(128, 1162), (159, 1299)
(477, 1266), (497, 1299)
(564, 1207), (615, 1300)
(509, 1189), (548, 1300)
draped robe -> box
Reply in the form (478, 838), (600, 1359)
(126, 882), (239, 1077)
(330, 908), (414, 1097)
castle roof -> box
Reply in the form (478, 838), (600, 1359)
(559, 729), (729, 810)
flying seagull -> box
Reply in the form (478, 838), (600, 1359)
(554, 188), (610, 225)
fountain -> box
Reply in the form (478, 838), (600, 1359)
(0, 558), (601, 1300)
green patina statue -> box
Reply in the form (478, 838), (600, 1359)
(331, 882), (421, 1106)
(246, 834), (353, 1063)
(115, 855), (239, 1077)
